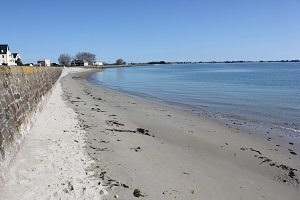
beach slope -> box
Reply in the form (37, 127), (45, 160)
(61, 69), (300, 200)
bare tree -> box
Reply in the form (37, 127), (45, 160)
(58, 54), (71, 66)
(75, 52), (96, 65)
(115, 58), (126, 65)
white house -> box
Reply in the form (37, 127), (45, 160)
(93, 61), (103, 66)
(71, 59), (89, 66)
(0, 44), (18, 66)
(37, 59), (51, 67)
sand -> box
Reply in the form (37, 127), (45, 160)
(0, 67), (299, 200)
(0, 68), (106, 200)
(60, 69), (299, 199)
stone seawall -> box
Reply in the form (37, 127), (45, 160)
(0, 66), (62, 185)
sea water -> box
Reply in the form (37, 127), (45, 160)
(90, 62), (300, 133)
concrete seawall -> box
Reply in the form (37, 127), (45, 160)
(0, 66), (62, 185)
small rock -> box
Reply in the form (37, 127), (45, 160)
(131, 147), (142, 152)
(133, 189), (142, 197)
(122, 183), (129, 188)
(68, 182), (74, 191)
(114, 194), (119, 198)
(289, 151), (297, 155)
(136, 128), (150, 136)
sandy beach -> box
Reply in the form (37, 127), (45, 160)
(0, 67), (299, 200)
(0, 68), (106, 200)
(61, 68), (299, 199)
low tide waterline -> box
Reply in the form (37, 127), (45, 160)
(89, 62), (300, 134)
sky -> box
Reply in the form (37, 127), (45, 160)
(1, 0), (300, 63)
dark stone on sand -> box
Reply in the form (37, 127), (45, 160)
(133, 189), (142, 197)
(289, 151), (297, 155)
(122, 183), (129, 188)
(136, 128), (151, 136)
(137, 128), (148, 134)
(131, 147), (142, 152)
(68, 182), (74, 191)
(288, 170), (295, 178)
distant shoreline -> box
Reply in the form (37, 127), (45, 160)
(51, 59), (300, 69)
(126, 59), (300, 66)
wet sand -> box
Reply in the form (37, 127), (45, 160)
(61, 68), (300, 200)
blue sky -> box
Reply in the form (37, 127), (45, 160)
(1, 0), (300, 63)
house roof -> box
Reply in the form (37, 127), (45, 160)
(0, 44), (9, 54)
(12, 53), (19, 58)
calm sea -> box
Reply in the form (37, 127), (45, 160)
(89, 63), (300, 133)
